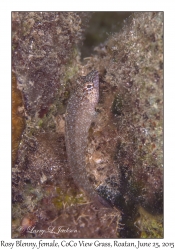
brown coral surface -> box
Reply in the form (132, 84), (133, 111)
(12, 72), (25, 166)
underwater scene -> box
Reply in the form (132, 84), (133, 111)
(12, 12), (163, 238)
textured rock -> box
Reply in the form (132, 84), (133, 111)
(85, 12), (163, 213)
(12, 12), (89, 117)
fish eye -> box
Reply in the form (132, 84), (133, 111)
(87, 84), (93, 89)
(83, 82), (94, 93)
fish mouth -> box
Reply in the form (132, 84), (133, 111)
(91, 70), (99, 86)
(83, 70), (99, 87)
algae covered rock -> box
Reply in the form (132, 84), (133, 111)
(92, 11), (163, 214)
(84, 12), (163, 237)
(12, 12), (90, 117)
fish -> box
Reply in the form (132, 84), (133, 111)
(65, 70), (111, 208)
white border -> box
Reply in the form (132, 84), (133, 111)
(0, 0), (175, 247)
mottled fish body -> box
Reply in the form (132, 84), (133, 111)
(65, 70), (110, 208)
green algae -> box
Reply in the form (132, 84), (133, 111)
(136, 207), (163, 238)
(53, 187), (87, 210)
